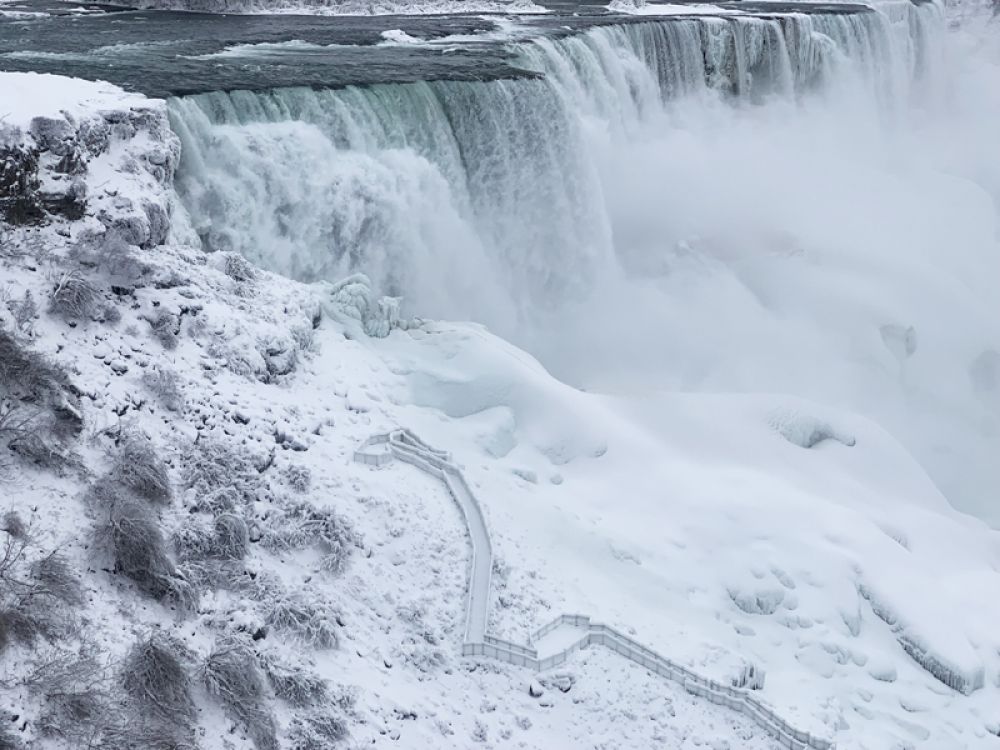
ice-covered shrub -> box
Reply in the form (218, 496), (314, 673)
(174, 513), (248, 562)
(183, 435), (260, 507)
(7, 429), (75, 472)
(214, 513), (249, 560)
(173, 516), (216, 561)
(1, 510), (26, 539)
(0, 329), (70, 403)
(0, 536), (81, 653)
(221, 251), (256, 283)
(48, 269), (99, 322)
(38, 690), (108, 742)
(0, 332), (81, 465)
(262, 501), (357, 576)
(147, 309), (179, 350)
(26, 646), (116, 743)
(142, 367), (184, 412)
(30, 553), (83, 606)
(288, 711), (349, 749)
(84, 475), (130, 508)
(0, 400), (42, 473)
(282, 464), (311, 494)
(0, 605), (55, 652)
(96, 301), (122, 325)
(71, 227), (145, 282)
(110, 431), (172, 504)
(265, 592), (339, 649)
(7, 289), (38, 334)
(177, 558), (249, 593)
(259, 651), (328, 707)
(202, 635), (278, 750)
(122, 633), (196, 730)
(102, 497), (193, 607)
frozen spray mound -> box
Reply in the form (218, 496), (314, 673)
(367, 318), (1000, 747)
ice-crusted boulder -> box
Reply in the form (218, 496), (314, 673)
(0, 73), (178, 248)
(323, 273), (412, 338)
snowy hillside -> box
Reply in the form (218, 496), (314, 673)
(2, 1), (1000, 750)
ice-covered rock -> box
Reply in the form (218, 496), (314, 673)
(0, 73), (177, 247)
(323, 273), (412, 339)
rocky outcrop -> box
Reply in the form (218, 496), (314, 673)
(1, 101), (178, 247)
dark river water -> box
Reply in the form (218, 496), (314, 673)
(0, 0), (872, 96)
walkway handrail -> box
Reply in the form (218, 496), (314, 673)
(355, 430), (835, 750)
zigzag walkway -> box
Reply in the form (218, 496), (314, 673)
(355, 429), (835, 750)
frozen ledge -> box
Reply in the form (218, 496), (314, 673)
(355, 429), (836, 750)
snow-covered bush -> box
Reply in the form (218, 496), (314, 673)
(101, 496), (193, 607)
(0, 329), (80, 443)
(24, 646), (117, 744)
(6, 428), (76, 473)
(183, 435), (260, 507)
(287, 711), (349, 749)
(262, 500), (357, 576)
(110, 430), (172, 504)
(0, 329), (69, 402)
(147, 309), (179, 350)
(29, 553), (83, 607)
(264, 591), (339, 649)
(122, 633), (197, 731)
(71, 227), (145, 283)
(221, 251), (256, 283)
(259, 651), (328, 707)
(1, 510), (26, 539)
(215, 513), (249, 560)
(174, 513), (248, 562)
(38, 690), (108, 743)
(47, 269), (99, 322)
(282, 464), (311, 494)
(95, 301), (122, 326)
(202, 635), (278, 750)
(142, 366), (185, 412)
(0, 534), (82, 654)
(6, 289), (38, 335)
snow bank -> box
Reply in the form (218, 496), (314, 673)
(0, 72), (147, 131)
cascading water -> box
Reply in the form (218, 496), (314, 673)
(167, 0), (1000, 525)
(168, 3), (941, 325)
(169, 77), (611, 328)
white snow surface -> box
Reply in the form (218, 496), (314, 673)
(3, 15), (1000, 750)
(0, 72), (147, 130)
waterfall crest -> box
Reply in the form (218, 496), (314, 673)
(169, 2), (943, 323)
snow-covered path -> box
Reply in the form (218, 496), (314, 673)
(355, 429), (837, 750)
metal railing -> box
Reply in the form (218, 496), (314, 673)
(355, 430), (835, 750)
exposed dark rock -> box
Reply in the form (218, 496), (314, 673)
(0, 144), (45, 225)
